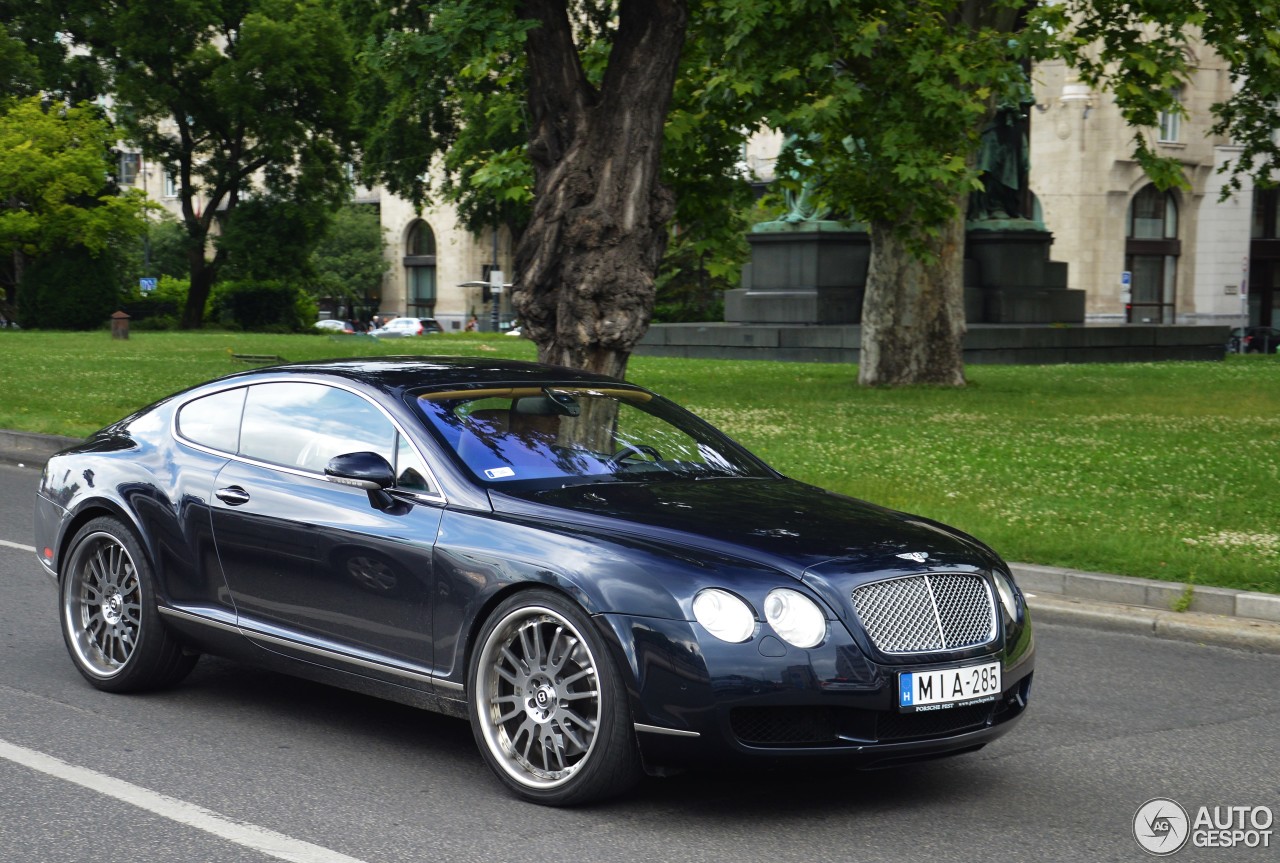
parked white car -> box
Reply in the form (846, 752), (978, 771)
(314, 319), (353, 333)
(370, 317), (444, 339)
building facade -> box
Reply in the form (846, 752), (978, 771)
(1029, 49), (1271, 329)
(376, 193), (515, 333)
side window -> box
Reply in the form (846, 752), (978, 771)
(239, 382), (395, 473)
(395, 432), (435, 493)
(176, 387), (246, 453)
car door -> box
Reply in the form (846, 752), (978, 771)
(210, 380), (444, 680)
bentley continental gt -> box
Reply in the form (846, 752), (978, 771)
(35, 357), (1034, 805)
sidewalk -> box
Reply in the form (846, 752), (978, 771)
(5, 429), (1278, 654)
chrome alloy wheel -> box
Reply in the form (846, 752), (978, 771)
(474, 605), (602, 790)
(63, 531), (142, 678)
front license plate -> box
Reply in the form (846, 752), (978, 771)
(898, 662), (1001, 713)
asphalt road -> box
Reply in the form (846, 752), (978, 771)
(1, 461), (1276, 863)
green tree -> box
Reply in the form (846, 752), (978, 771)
(54, 0), (360, 328)
(17, 245), (122, 330)
(348, 0), (754, 331)
(0, 21), (40, 102)
(708, 0), (1280, 385)
(0, 96), (149, 301)
(1050, 1), (1280, 196)
(309, 203), (390, 313)
(216, 194), (332, 284)
(142, 217), (192, 281)
(352, 0), (689, 378)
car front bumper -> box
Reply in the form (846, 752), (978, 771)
(597, 612), (1035, 769)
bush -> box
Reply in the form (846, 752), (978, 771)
(17, 247), (122, 329)
(210, 279), (312, 332)
(117, 275), (192, 328)
(131, 314), (179, 331)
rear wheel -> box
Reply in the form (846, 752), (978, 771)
(468, 590), (641, 805)
(60, 516), (197, 692)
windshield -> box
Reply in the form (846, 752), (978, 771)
(414, 384), (773, 488)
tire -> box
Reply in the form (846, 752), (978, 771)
(468, 589), (642, 806)
(59, 516), (198, 692)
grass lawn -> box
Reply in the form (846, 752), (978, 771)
(1, 328), (1276, 595)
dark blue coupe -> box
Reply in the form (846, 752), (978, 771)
(35, 357), (1034, 805)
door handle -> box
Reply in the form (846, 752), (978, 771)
(215, 486), (251, 506)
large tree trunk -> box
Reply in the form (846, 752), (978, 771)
(513, 0), (688, 379)
(179, 192), (228, 329)
(858, 208), (968, 387)
(182, 253), (216, 330)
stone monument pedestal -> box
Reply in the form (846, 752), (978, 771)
(724, 224), (869, 325)
(723, 221), (1081, 327)
(964, 227), (1084, 324)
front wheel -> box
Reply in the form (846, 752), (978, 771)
(468, 590), (641, 805)
(60, 516), (197, 692)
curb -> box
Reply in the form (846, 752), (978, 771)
(1013, 563), (1280, 654)
(0, 430), (80, 465)
(3, 429), (1276, 653)
(1010, 562), (1280, 624)
(1024, 594), (1280, 654)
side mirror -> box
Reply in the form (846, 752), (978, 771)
(325, 451), (397, 510)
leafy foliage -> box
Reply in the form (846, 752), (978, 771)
(216, 195), (332, 284)
(122, 275), (192, 330)
(210, 279), (314, 332)
(17, 245), (122, 330)
(345, 0), (533, 233)
(704, 0), (1030, 248)
(142, 218), (193, 281)
(350, 1), (758, 289)
(0, 20), (40, 102)
(1042, 0), (1280, 196)
(51, 0), (361, 327)
(0, 97), (149, 261)
(308, 203), (390, 305)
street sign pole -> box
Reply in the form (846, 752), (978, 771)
(1240, 257), (1249, 353)
(489, 270), (504, 333)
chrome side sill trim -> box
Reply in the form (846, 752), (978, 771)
(158, 606), (464, 693)
(634, 723), (700, 739)
(159, 606), (241, 634)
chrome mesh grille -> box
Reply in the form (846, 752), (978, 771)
(852, 574), (995, 654)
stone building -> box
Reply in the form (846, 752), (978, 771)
(1029, 49), (1272, 329)
(375, 194), (516, 333)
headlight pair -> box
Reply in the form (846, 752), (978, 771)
(692, 588), (827, 649)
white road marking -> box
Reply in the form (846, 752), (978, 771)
(0, 538), (36, 553)
(0, 738), (370, 863)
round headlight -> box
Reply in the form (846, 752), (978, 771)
(763, 589), (827, 649)
(992, 571), (1021, 620)
(692, 589), (755, 643)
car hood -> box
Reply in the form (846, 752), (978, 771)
(492, 478), (999, 579)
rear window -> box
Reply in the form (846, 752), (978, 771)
(176, 388), (246, 453)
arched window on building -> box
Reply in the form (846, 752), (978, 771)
(1125, 185), (1180, 324)
(1250, 186), (1280, 328)
(404, 220), (437, 317)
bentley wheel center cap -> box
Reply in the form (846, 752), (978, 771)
(527, 682), (558, 721)
(104, 593), (124, 625)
